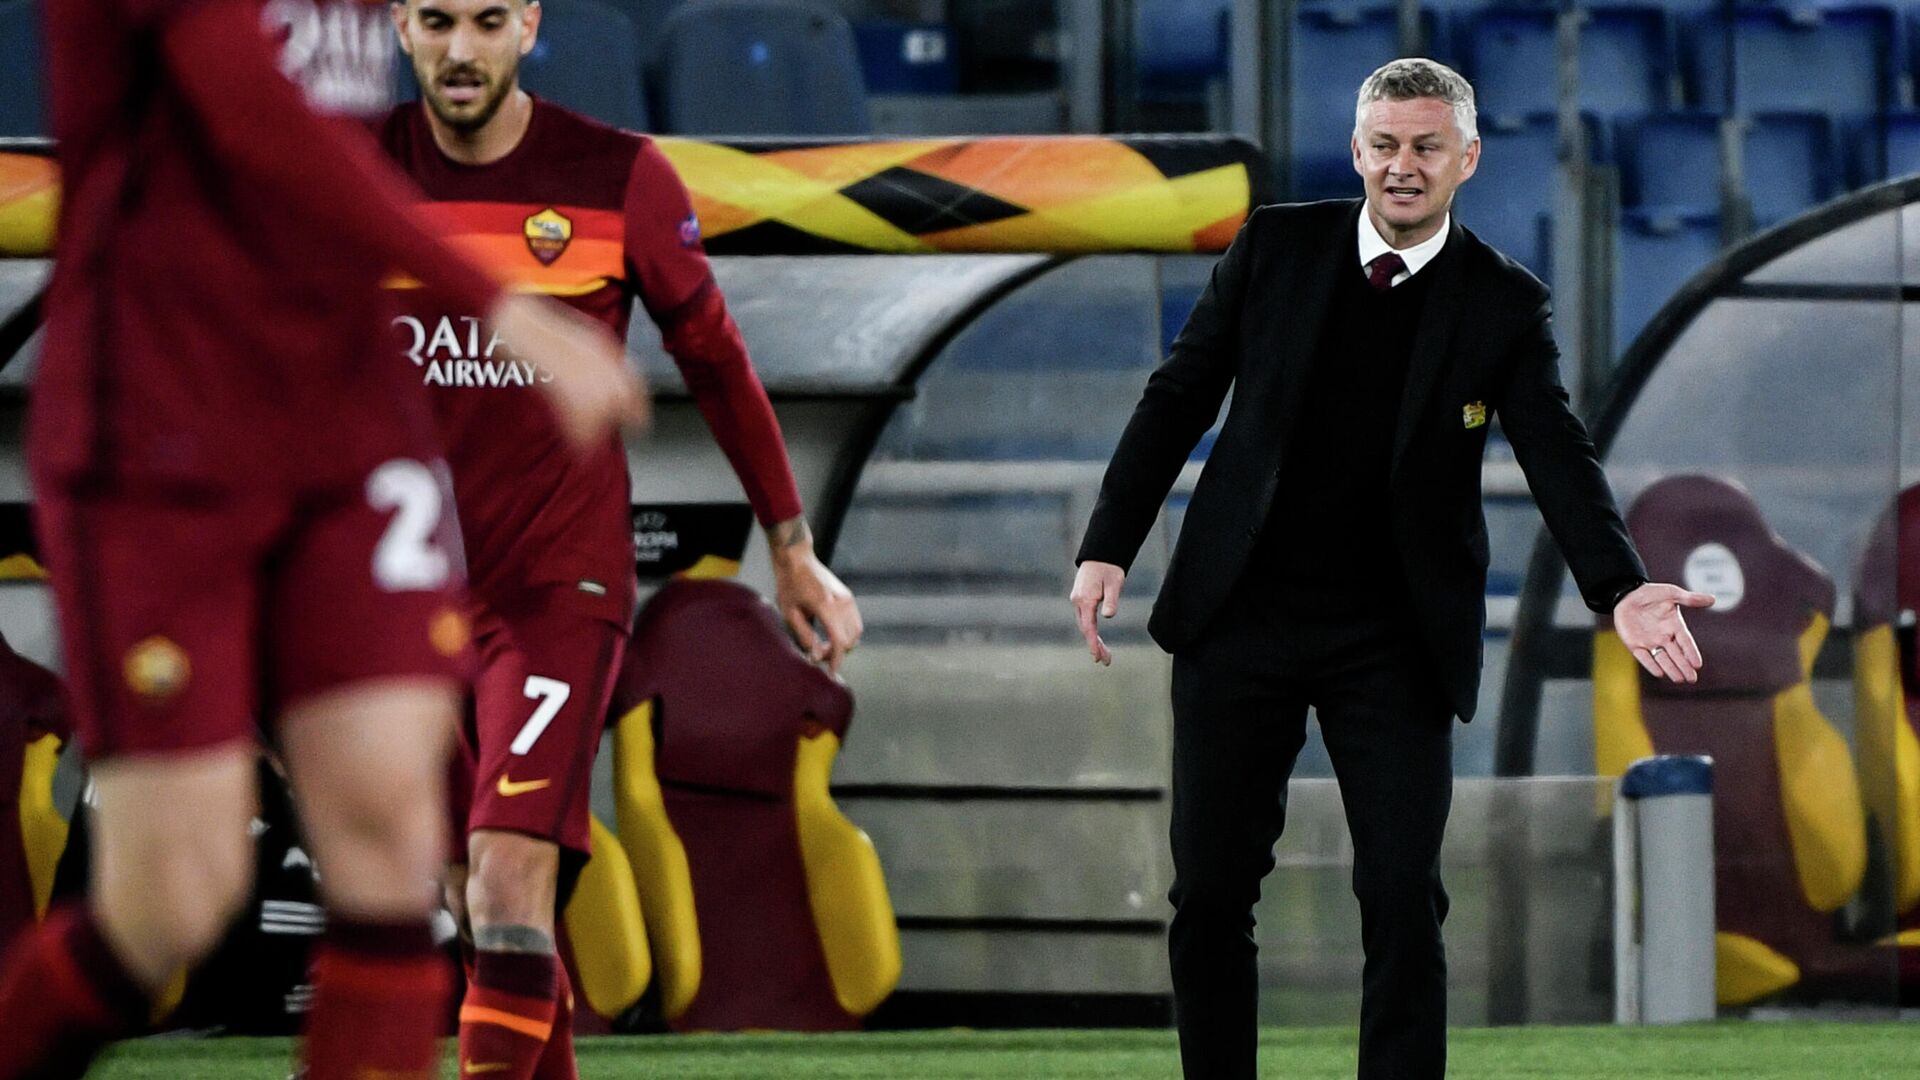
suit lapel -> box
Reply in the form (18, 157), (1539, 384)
(1264, 201), (1360, 463)
(1390, 216), (1467, 481)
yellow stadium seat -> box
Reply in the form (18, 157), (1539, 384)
(794, 730), (900, 1017)
(611, 701), (702, 1023)
(562, 814), (653, 1020)
(19, 732), (66, 918)
(1850, 489), (1920, 937)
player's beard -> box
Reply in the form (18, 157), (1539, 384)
(425, 62), (515, 134)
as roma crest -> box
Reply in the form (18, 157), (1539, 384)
(523, 207), (572, 266)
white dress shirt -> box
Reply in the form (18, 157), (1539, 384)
(1357, 210), (1450, 288)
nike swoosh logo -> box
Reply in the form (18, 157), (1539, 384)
(464, 1063), (513, 1075)
(496, 775), (552, 797)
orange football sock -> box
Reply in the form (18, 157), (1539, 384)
(531, 963), (579, 1080)
(458, 950), (559, 1080)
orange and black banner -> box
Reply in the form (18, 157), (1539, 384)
(2, 135), (1271, 258)
(0, 142), (56, 259)
(657, 135), (1272, 255)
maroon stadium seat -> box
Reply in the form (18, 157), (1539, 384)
(1851, 485), (1920, 984)
(607, 579), (897, 1030)
(1594, 474), (1869, 1004)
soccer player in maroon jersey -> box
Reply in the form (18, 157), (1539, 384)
(383, 0), (863, 1074)
(0, 0), (646, 1075)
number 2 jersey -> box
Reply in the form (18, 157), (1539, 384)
(379, 98), (803, 623)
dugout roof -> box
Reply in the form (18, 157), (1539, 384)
(1497, 175), (1920, 775)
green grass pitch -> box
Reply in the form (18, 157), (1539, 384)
(85, 1023), (1920, 1079)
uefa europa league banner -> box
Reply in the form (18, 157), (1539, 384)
(1, 135), (1272, 259)
(655, 134), (1270, 256)
(0, 148), (56, 259)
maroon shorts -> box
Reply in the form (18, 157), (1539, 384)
(37, 459), (471, 761)
(450, 593), (627, 857)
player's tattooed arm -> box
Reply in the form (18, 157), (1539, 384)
(766, 515), (863, 675)
(767, 516), (812, 551)
(473, 924), (555, 955)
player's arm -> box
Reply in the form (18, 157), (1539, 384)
(150, 0), (644, 446)
(625, 141), (861, 672)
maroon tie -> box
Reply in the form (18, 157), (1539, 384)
(1367, 252), (1407, 292)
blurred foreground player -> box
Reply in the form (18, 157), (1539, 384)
(383, 0), (862, 1074)
(0, 0), (643, 1075)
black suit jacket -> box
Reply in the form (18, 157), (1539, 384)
(1077, 199), (1646, 721)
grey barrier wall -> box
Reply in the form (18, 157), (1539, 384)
(1263, 777), (1616, 1026)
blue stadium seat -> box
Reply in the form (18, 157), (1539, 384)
(1620, 112), (1837, 226)
(853, 20), (958, 95)
(1631, 0), (1720, 15)
(947, 0), (1054, 92)
(1161, 286), (1203, 356)
(1744, 112), (1839, 223)
(521, 0), (651, 130)
(1464, 6), (1674, 125)
(1884, 111), (1920, 177)
(0, 0), (46, 138)
(1683, 5), (1897, 117)
(1451, 114), (1598, 276)
(660, 0), (870, 135)
(1618, 112), (1720, 212)
(1137, 0), (1231, 104)
(1292, 6), (1439, 199)
(1616, 210), (1720, 351)
(1845, 103), (1916, 186)
(602, 0), (683, 71)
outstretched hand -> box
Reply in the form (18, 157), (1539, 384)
(1613, 582), (1715, 683)
(1070, 561), (1126, 666)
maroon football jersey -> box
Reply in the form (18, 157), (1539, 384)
(381, 99), (802, 622)
(32, 0), (497, 491)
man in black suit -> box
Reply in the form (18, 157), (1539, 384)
(1070, 59), (1713, 1079)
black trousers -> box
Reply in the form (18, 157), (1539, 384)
(1167, 599), (1455, 1080)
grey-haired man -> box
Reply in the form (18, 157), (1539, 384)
(1070, 59), (1710, 1077)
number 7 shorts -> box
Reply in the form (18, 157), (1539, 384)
(35, 459), (472, 761)
(451, 591), (630, 858)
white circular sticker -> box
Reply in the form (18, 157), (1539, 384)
(1683, 542), (1744, 612)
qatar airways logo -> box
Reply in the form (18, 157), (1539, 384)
(393, 315), (555, 389)
(264, 0), (395, 119)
